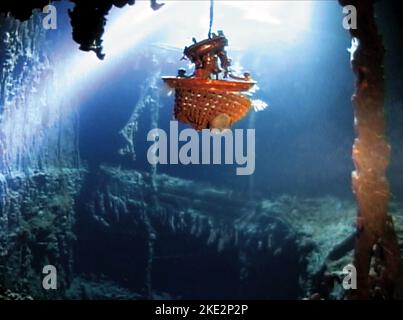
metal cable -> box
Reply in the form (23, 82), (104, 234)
(208, 0), (214, 38)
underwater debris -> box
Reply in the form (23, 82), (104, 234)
(0, 285), (33, 300)
(251, 99), (268, 112)
(65, 275), (143, 300)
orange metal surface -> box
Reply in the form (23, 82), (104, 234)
(162, 77), (255, 93)
(173, 88), (252, 130)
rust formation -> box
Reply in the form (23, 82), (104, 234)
(339, 0), (401, 299)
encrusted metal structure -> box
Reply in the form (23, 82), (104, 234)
(339, 0), (401, 299)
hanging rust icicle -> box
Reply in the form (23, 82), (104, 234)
(339, 0), (401, 299)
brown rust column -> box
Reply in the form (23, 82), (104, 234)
(339, 0), (400, 299)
